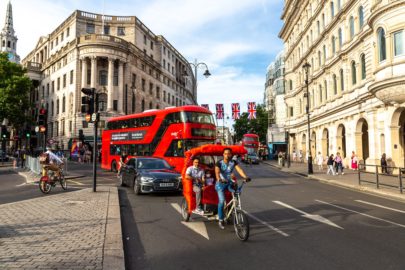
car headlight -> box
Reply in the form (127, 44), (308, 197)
(140, 176), (155, 183)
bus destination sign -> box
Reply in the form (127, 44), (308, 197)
(111, 130), (146, 141)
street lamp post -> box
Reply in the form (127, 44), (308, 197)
(186, 59), (211, 104)
(302, 62), (313, 174)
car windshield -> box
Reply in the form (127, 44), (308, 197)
(137, 159), (171, 170)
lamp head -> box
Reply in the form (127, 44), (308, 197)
(203, 69), (211, 78)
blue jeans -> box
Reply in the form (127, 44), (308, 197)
(216, 182), (235, 220)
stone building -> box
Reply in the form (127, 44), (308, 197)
(22, 10), (195, 149)
(265, 51), (287, 159)
(279, 0), (405, 169)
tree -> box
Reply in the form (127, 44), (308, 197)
(233, 104), (268, 144)
(0, 52), (33, 128)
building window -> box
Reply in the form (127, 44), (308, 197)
(351, 61), (357, 85)
(150, 41), (154, 50)
(86, 23), (95, 34)
(333, 74), (337, 95)
(332, 36), (336, 55)
(149, 82), (153, 95)
(52, 81), (55, 93)
(7, 41), (10, 48)
(142, 79), (145, 91)
(317, 20), (320, 36)
(62, 96), (66, 113)
(289, 107), (293, 117)
(337, 0), (341, 11)
(338, 28), (343, 49)
(324, 80), (328, 101)
(113, 100), (118, 111)
(323, 45), (327, 63)
(117, 27), (125, 36)
(55, 122), (58, 137)
(163, 59), (166, 69)
(131, 73), (137, 88)
(394, 30), (404, 56)
(132, 93), (136, 113)
(113, 68), (118, 86)
(358, 6), (364, 29)
(104, 25), (110, 35)
(289, 80), (293, 91)
(57, 77), (60, 90)
(51, 101), (54, 116)
(99, 70), (108, 85)
(63, 74), (66, 88)
(340, 69), (344, 91)
(377, 28), (387, 62)
(46, 83), (49, 96)
(318, 50), (322, 66)
(163, 90), (166, 102)
(56, 99), (60, 114)
(330, 2), (335, 18)
(349, 16), (355, 39)
(141, 99), (145, 111)
(70, 70), (74, 84)
(143, 35), (147, 45)
(156, 87), (160, 99)
(149, 102), (152, 109)
(66, 27), (70, 37)
(87, 69), (91, 85)
(319, 85), (323, 103)
(360, 54), (366, 80)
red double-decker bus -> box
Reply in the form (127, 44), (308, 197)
(101, 106), (216, 172)
(242, 133), (259, 155)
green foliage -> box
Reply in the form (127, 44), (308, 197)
(0, 53), (32, 128)
(233, 104), (268, 144)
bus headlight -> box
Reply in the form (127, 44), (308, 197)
(140, 176), (155, 183)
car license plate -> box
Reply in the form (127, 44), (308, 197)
(160, 183), (174, 187)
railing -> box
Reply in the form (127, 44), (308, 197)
(25, 155), (69, 176)
(358, 164), (404, 194)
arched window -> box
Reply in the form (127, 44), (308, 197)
(349, 16), (355, 39)
(323, 45), (327, 63)
(319, 85), (323, 103)
(318, 51), (322, 66)
(324, 80), (328, 100)
(351, 61), (357, 85)
(141, 99), (145, 111)
(338, 28), (343, 49)
(361, 54), (366, 79)
(377, 28), (387, 62)
(340, 69), (344, 91)
(62, 96), (66, 113)
(333, 74), (337, 95)
(322, 13), (325, 29)
(358, 6), (364, 29)
(330, 2), (335, 18)
(332, 36), (336, 55)
(56, 99), (60, 114)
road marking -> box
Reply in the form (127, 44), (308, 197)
(242, 210), (289, 237)
(316, 200), (405, 229)
(355, 200), (405, 214)
(68, 180), (84, 186)
(16, 182), (27, 187)
(171, 203), (209, 240)
(273, 200), (343, 229)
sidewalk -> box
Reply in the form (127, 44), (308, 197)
(0, 186), (124, 270)
(263, 160), (405, 202)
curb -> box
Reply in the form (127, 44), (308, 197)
(263, 162), (405, 203)
(103, 187), (125, 270)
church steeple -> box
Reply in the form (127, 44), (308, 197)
(0, 1), (19, 63)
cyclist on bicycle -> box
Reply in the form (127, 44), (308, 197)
(44, 147), (64, 178)
(215, 148), (250, 230)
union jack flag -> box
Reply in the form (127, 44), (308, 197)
(216, 104), (224, 119)
(247, 102), (256, 120)
(200, 104), (209, 110)
(231, 103), (240, 120)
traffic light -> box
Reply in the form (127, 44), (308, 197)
(25, 130), (31, 138)
(1, 125), (6, 139)
(81, 88), (96, 115)
(38, 108), (47, 126)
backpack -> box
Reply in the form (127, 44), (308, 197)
(39, 153), (49, 164)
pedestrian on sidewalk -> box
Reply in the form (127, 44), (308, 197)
(278, 151), (283, 166)
(299, 150), (303, 163)
(351, 151), (358, 170)
(316, 151), (324, 171)
(381, 153), (388, 174)
(326, 154), (335, 175)
(334, 152), (344, 175)
(292, 150), (297, 162)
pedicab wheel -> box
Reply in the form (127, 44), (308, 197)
(233, 210), (249, 241)
(181, 198), (190, 222)
(60, 175), (67, 190)
(39, 179), (52, 194)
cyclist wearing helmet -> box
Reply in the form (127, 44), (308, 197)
(215, 148), (250, 230)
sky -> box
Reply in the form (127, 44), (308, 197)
(4, 0), (284, 126)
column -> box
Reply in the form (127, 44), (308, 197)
(107, 58), (114, 111)
(81, 57), (87, 88)
(90, 56), (97, 88)
(118, 61), (124, 113)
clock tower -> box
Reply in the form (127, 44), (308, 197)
(1, 1), (19, 63)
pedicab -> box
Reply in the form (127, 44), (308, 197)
(180, 144), (251, 241)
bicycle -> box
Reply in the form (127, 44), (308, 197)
(39, 164), (67, 194)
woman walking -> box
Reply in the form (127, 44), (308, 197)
(326, 154), (335, 175)
(334, 152), (344, 175)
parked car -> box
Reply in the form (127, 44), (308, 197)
(0, 150), (9, 162)
(244, 153), (260, 164)
(120, 157), (182, 195)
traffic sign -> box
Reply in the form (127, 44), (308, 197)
(91, 113), (98, 122)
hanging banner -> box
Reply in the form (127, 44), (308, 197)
(247, 102), (256, 120)
(215, 104), (224, 119)
(231, 103), (240, 120)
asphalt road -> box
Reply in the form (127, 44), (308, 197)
(119, 162), (405, 270)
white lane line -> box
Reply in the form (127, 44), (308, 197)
(355, 200), (405, 214)
(316, 200), (405, 229)
(242, 210), (289, 237)
(68, 180), (84, 186)
(273, 200), (343, 229)
(171, 203), (209, 240)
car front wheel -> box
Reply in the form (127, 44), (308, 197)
(134, 179), (142, 195)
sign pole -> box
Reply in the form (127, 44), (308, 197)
(92, 94), (97, 192)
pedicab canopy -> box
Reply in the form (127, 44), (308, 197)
(181, 144), (247, 212)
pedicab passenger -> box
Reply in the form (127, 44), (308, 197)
(185, 158), (205, 215)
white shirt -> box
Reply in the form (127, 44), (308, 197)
(46, 150), (63, 165)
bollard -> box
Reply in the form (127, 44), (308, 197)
(399, 169), (403, 194)
(358, 163), (361, 185)
(375, 165), (379, 189)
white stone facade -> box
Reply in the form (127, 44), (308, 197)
(22, 10), (196, 149)
(279, 0), (405, 169)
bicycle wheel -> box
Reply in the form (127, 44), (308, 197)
(39, 179), (52, 194)
(233, 209), (249, 241)
(60, 174), (67, 190)
(181, 198), (190, 222)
